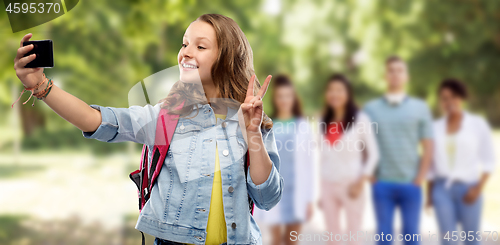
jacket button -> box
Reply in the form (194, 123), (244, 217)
(228, 186), (234, 193)
(221, 122), (227, 128)
(231, 222), (237, 229)
(222, 150), (229, 156)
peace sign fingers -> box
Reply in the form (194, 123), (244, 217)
(257, 75), (272, 99)
(246, 74), (256, 99)
(242, 74), (272, 133)
(246, 74), (272, 101)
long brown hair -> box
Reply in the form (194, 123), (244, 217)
(158, 14), (273, 129)
(270, 74), (303, 119)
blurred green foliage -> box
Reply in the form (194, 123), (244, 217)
(0, 0), (499, 151)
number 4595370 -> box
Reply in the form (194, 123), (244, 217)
(5, 2), (61, 14)
(444, 231), (498, 242)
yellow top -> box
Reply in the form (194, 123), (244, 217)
(183, 113), (227, 245)
(205, 113), (227, 244)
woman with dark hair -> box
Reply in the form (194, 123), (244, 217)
(427, 78), (496, 245)
(253, 74), (316, 245)
(319, 74), (379, 245)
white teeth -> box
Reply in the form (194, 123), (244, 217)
(182, 63), (198, 69)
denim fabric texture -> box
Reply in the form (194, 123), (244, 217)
(82, 102), (283, 245)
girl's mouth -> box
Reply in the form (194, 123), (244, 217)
(181, 63), (199, 70)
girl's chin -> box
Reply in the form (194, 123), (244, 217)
(180, 73), (202, 84)
(179, 68), (201, 83)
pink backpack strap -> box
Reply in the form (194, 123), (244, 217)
(148, 101), (185, 191)
(131, 101), (185, 211)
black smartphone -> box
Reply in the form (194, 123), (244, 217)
(22, 40), (54, 68)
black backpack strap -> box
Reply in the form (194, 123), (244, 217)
(244, 150), (254, 214)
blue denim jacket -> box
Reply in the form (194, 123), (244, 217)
(82, 102), (283, 245)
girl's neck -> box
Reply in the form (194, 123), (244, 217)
(276, 111), (293, 120)
(201, 81), (228, 115)
(202, 81), (218, 101)
(332, 107), (345, 122)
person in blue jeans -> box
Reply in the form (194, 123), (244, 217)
(427, 79), (496, 245)
(364, 56), (434, 245)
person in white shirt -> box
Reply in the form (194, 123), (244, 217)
(318, 74), (379, 245)
(427, 78), (496, 245)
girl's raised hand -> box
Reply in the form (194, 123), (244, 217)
(241, 74), (272, 134)
(14, 33), (44, 88)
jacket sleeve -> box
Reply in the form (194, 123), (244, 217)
(246, 127), (284, 211)
(360, 113), (380, 177)
(302, 120), (317, 203)
(82, 103), (161, 145)
(478, 117), (496, 173)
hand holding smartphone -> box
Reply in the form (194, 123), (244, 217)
(22, 40), (54, 68)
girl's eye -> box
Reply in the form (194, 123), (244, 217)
(198, 46), (206, 50)
(181, 43), (187, 48)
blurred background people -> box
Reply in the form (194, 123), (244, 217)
(253, 74), (316, 245)
(427, 79), (496, 245)
(363, 56), (434, 245)
(318, 74), (379, 245)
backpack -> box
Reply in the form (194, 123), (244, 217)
(128, 102), (254, 244)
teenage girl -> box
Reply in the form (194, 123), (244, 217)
(253, 75), (316, 245)
(318, 74), (379, 245)
(13, 14), (284, 245)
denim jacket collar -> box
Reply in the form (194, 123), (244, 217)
(191, 103), (240, 122)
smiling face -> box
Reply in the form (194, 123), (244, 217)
(178, 20), (218, 85)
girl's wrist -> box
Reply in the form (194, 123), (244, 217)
(247, 132), (264, 151)
(247, 131), (263, 140)
(33, 78), (54, 101)
(33, 77), (48, 94)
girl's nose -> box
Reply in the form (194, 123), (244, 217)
(182, 46), (194, 58)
